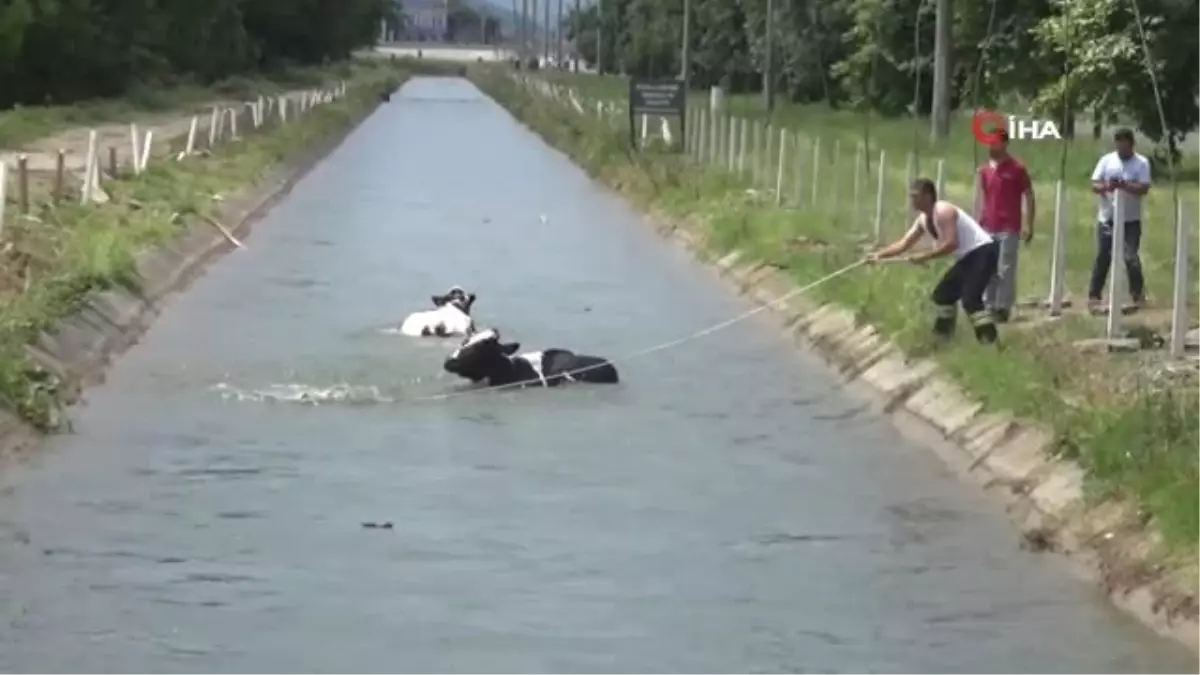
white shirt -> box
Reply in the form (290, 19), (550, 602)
(907, 203), (993, 261)
(1090, 151), (1151, 224)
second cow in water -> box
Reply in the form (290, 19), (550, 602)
(398, 286), (477, 337)
(443, 328), (619, 388)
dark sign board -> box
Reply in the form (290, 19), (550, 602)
(629, 79), (686, 116)
(628, 78), (687, 151)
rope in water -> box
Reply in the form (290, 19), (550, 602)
(405, 258), (870, 403)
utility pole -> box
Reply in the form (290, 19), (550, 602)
(596, 0), (603, 74)
(556, 0), (564, 66)
(543, 0), (551, 63)
(763, 0), (775, 112)
(680, 0), (691, 87)
(515, 0), (523, 55)
(930, 0), (952, 140)
(573, 0), (581, 70)
(521, 0), (529, 58)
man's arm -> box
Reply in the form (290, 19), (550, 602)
(909, 205), (959, 263)
(1022, 167), (1036, 243)
(869, 219), (925, 261)
(1122, 157), (1152, 196)
(1091, 157), (1112, 194)
(974, 166), (987, 220)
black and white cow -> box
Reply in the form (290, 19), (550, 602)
(443, 328), (619, 387)
(398, 286), (477, 337)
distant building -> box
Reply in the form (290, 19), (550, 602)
(403, 0), (449, 41)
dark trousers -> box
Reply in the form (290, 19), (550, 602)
(1088, 219), (1144, 301)
(931, 242), (1000, 343)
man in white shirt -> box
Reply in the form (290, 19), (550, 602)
(867, 178), (1000, 344)
(1088, 128), (1151, 311)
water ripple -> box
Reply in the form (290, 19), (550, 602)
(211, 382), (397, 405)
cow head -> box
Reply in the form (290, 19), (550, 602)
(443, 328), (519, 382)
(431, 285), (476, 314)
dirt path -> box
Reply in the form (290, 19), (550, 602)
(0, 87), (319, 203)
(2, 99), (238, 173)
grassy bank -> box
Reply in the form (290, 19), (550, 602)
(0, 58), (467, 150)
(0, 58), (419, 431)
(471, 67), (1199, 575)
(1, 65), (348, 151)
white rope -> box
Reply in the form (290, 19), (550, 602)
(406, 258), (869, 403)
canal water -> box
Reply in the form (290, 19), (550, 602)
(0, 77), (1194, 673)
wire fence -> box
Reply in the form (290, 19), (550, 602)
(512, 72), (1198, 359)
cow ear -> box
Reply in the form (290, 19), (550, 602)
(431, 294), (446, 306)
(466, 293), (477, 306)
(501, 342), (520, 355)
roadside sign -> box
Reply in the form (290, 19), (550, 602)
(628, 78), (686, 151)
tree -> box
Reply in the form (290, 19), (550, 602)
(0, 0), (392, 108)
(555, 0), (1196, 147)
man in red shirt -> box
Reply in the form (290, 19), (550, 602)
(976, 129), (1035, 323)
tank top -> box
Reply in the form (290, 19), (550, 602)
(915, 202), (993, 260)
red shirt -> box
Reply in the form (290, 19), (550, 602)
(978, 157), (1031, 234)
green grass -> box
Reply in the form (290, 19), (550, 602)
(472, 66), (1200, 565)
(0, 58), (415, 430)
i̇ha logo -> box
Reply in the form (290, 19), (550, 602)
(971, 110), (1062, 143)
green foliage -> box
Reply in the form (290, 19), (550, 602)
(1031, 0), (1142, 121)
(560, 0), (1198, 142)
(0, 0), (394, 108)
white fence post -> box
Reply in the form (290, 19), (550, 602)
(737, 118), (749, 175)
(810, 137), (821, 207)
(904, 152), (915, 221)
(1047, 180), (1067, 316)
(185, 117), (198, 155)
(972, 172), (982, 219)
(139, 131), (154, 172)
(791, 134), (805, 206)
(853, 143), (863, 226)
(81, 129), (97, 204)
(0, 161), (7, 237)
(209, 106), (221, 146)
(874, 149), (886, 242)
(775, 128), (788, 205)
(130, 124), (141, 174)
(1169, 200), (1191, 358)
(831, 139), (842, 219)
(1105, 191), (1127, 338)
(725, 116), (735, 171)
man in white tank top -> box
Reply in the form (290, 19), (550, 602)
(866, 178), (1000, 344)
